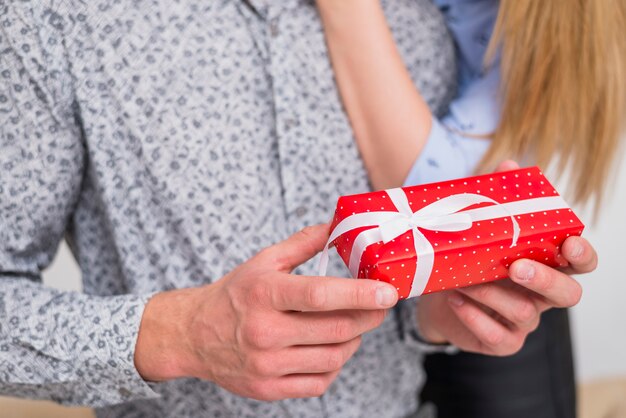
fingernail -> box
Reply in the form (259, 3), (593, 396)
(514, 261), (535, 281)
(448, 292), (464, 307)
(570, 242), (584, 259)
(376, 287), (397, 307)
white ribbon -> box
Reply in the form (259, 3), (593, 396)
(319, 190), (570, 298)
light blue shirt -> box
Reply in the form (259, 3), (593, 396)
(405, 0), (500, 185)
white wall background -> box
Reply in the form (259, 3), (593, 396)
(42, 159), (626, 383)
(564, 159), (626, 381)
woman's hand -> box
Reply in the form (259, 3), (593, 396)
(417, 235), (593, 354)
(416, 161), (596, 355)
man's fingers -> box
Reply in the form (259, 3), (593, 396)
(494, 160), (520, 173)
(287, 310), (385, 345)
(447, 291), (525, 355)
(457, 281), (540, 331)
(244, 310), (384, 349)
(250, 337), (362, 377)
(271, 275), (398, 312)
(560, 236), (598, 275)
(247, 370), (341, 401)
(261, 224), (331, 273)
(509, 259), (583, 310)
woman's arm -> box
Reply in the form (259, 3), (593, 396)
(317, 0), (434, 190)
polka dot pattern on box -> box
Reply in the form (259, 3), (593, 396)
(330, 167), (585, 299)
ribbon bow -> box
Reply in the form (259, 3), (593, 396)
(377, 190), (515, 244)
(319, 188), (568, 298)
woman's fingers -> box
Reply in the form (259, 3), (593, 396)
(509, 259), (583, 311)
(447, 291), (526, 355)
(559, 236), (598, 275)
(457, 281), (540, 332)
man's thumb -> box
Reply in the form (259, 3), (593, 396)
(264, 223), (331, 273)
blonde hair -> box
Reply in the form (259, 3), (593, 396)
(481, 0), (626, 212)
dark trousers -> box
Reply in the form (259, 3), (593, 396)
(420, 308), (576, 418)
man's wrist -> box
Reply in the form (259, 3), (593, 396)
(134, 287), (201, 382)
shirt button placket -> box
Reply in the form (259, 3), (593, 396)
(267, 13), (303, 226)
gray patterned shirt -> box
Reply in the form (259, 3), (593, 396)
(0, 0), (456, 417)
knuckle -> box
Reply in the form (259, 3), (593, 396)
(293, 227), (320, 259)
(460, 308), (480, 328)
(300, 225), (317, 239)
(492, 333), (526, 357)
(249, 354), (273, 377)
(476, 284), (493, 301)
(248, 379), (275, 401)
(484, 328), (505, 347)
(566, 283), (583, 307)
(352, 284), (370, 308)
(247, 280), (272, 307)
(332, 318), (353, 342)
(537, 269), (555, 293)
(255, 247), (275, 265)
(514, 300), (537, 324)
(506, 334), (526, 355)
(305, 283), (328, 310)
(308, 378), (330, 398)
(243, 322), (274, 349)
(325, 348), (344, 371)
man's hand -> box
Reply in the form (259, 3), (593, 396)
(134, 224), (398, 401)
(417, 161), (598, 355)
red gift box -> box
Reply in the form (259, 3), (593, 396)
(319, 167), (585, 299)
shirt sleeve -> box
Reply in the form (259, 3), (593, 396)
(404, 67), (500, 186)
(396, 299), (459, 355)
(0, 12), (158, 407)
